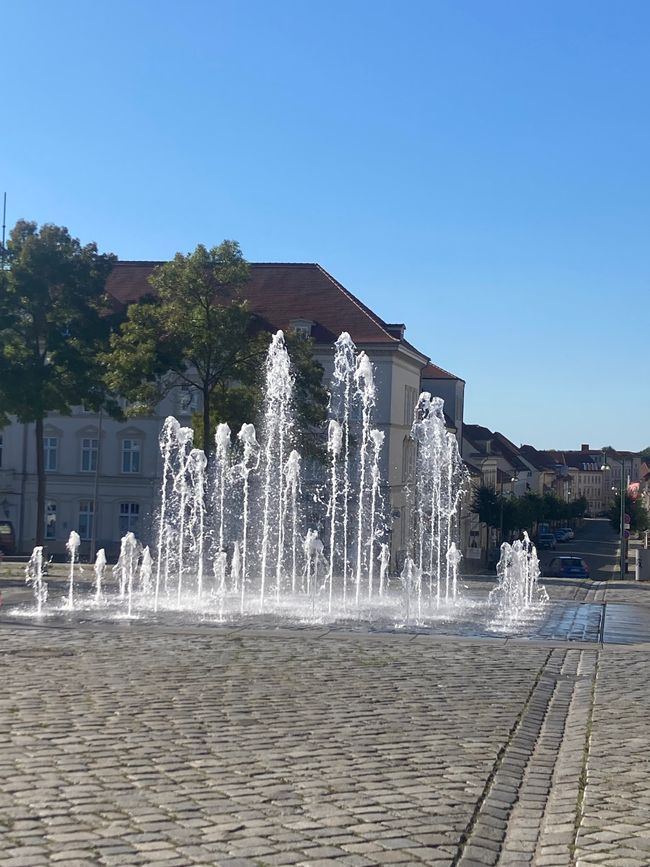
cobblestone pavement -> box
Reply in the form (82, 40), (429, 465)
(1, 599), (650, 867)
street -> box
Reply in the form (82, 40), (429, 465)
(537, 518), (620, 581)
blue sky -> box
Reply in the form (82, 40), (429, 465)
(3, 1), (649, 450)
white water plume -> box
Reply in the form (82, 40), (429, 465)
(410, 393), (467, 609)
(25, 547), (48, 615)
(94, 548), (107, 603)
(19, 329), (548, 633)
(65, 531), (81, 610)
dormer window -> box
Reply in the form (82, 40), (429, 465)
(289, 319), (314, 338)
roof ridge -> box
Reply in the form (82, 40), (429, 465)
(115, 260), (322, 268)
(115, 260), (164, 265)
(250, 262), (320, 267)
(314, 264), (398, 343)
(422, 361), (464, 381)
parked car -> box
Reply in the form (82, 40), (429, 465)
(0, 520), (16, 555)
(537, 532), (557, 549)
(548, 556), (589, 579)
(558, 527), (575, 540)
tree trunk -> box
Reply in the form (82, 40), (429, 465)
(202, 384), (211, 458)
(35, 416), (45, 546)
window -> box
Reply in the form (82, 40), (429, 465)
(45, 501), (57, 540)
(44, 437), (58, 471)
(81, 437), (98, 472)
(404, 386), (418, 426)
(78, 500), (94, 540)
(119, 502), (140, 535)
(402, 437), (415, 483)
(121, 439), (141, 473)
(289, 319), (314, 338)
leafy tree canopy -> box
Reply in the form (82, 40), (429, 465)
(608, 493), (649, 533)
(105, 242), (328, 456)
(0, 220), (118, 422)
(470, 485), (588, 536)
(190, 331), (328, 460)
(0, 220), (118, 543)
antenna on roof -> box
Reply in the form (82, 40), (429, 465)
(1, 192), (6, 262)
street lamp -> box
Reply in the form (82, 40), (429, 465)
(619, 457), (628, 579)
(604, 454), (627, 580)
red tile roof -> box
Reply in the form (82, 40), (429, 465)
(421, 362), (463, 381)
(106, 261), (428, 354)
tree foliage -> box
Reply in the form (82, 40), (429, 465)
(105, 242), (257, 455)
(608, 493), (649, 533)
(105, 242), (328, 456)
(471, 485), (588, 537)
(190, 331), (328, 460)
(0, 220), (118, 543)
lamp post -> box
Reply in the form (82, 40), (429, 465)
(619, 457), (627, 579)
(603, 451), (627, 580)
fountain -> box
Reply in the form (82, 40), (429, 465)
(409, 392), (468, 610)
(93, 548), (107, 602)
(25, 546), (48, 616)
(10, 328), (548, 635)
(65, 531), (81, 609)
(490, 532), (548, 627)
(113, 532), (142, 618)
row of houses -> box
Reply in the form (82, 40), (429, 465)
(0, 258), (641, 564)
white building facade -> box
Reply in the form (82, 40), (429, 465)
(1, 262), (445, 563)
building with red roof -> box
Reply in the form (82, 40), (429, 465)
(1, 259), (466, 560)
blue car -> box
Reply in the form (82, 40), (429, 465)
(548, 556), (590, 579)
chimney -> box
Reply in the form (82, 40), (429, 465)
(581, 443), (589, 453)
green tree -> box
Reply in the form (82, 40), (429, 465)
(190, 332), (328, 459)
(0, 220), (118, 544)
(105, 242), (255, 456)
(608, 494), (649, 533)
(471, 485), (500, 528)
(105, 242), (328, 457)
(568, 495), (588, 519)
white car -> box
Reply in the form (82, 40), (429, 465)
(558, 527), (574, 540)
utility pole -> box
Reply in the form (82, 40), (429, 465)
(620, 456), (627, 579)
(1, 192), (6, 266)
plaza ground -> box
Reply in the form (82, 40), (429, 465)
(1, 522), (650, 866)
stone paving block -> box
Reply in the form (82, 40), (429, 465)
(1, 615), (649, 866)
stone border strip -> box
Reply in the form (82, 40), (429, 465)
(452, 649), (560, 866)
(497, 649), (580, 864)
(535, 649), (598, 866)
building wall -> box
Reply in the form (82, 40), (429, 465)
(420, 377), (464, 444)
(0, 390), (184, 558)
(575, 469), (606, 515)
(2, 341), (425, 564)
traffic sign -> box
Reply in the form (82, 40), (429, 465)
(625, 513), (631, 523)
(624, 530), (630, 539)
